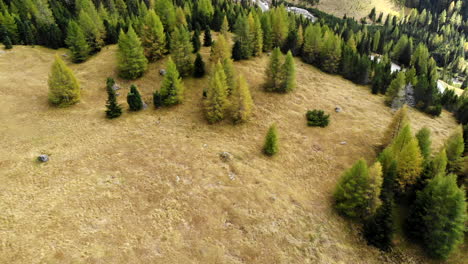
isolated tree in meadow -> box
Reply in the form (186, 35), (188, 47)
(382, 105), (409, 147)
(263, 123), (279, 156)
(65, 20), (90, 63)
(334, 159), (371, 219)
(118, 26), (148, 80)
(210, 34), (230, 63)
(127, 84), (144, 111)
(105, 77), (122, 119)
(48, 55), (80, 107)
(204, 62), (229, 123)
(193, 53), (206, 78)
(203, 27), (212, 47)
(416, 127), (432, 162)
(141, 10), (166, 62)
(160, 57), (185, 106)
(264, 47), (283, 92)
(191, 29), (201, 53)
(231, 75), (253, 124)
(407, 174), (466, 259)
(3, 35), (12, 49)
(170, 26), (193, 76)
(445, 127), (465, 174)
(280, 50), (296, 93)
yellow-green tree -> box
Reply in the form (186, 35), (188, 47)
(382, 105), (409, 147)
(204, 62), (229, 123)
(222, 58), (236, 95)
(367, 162), (383, 216)
(48, 55), (80, 107)
(210, 34), (230, 63)
(231, 75), (253, 124)
(118, 26), (148, 79)
(141, 10), (166, 62)
(160, 57), (185, 106)
(391, 124), (423, 192)
(170, 26), (193, 76)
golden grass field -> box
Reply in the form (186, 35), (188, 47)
(291, 0), (402, 18)
(0, 39), (465, 263)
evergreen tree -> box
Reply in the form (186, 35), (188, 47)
(445, 127), (465, 174)
(251, 13), (263, 56)
(363, 189), (394, 251)
(141, 10), (166, 62)
(160, 57), (184, 106)
(264, 47), (283, 92)
(65, 21), (90, 63)
(155, 0), (176, 32)
(271, 5), (288, 48)
(191, 29), (201, 53)
(3, 35), (12, 49)
(382, 105), (409, 147)
(170, 26), (193, 76)
(231, 75), (254, 124)
(203, 27), (212, 47)
(127, 84), (144, 111)
(232, 40), (242, 61)
(432, 148), (448, 177)
(233, 14), (252, 60)
(193, 53), (206, 78)
(280, 50), (296, 93)
(117, 26), (148, 80)
(105, 77), (122, 119)
(48, 55), (80, 107)
(334, 159), (371, 218)
(197, 0), (214, 28)
(204, 62), (229, 123)
(260, 14), (273, 52)
(407, 174), (466, 260)
(302, 24), (322, 64)
(263, 123), (279, 156)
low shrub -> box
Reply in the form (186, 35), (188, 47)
(306, 110), (330, 127)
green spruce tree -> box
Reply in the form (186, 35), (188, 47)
(141, 10), (166, 62)
(105, 77), (122, 118)
(193, 53), (206, 78)
(263, 123), (279, 156)
(160, 57), (185, 106)
(65, 21), (90, 63)
(170, 26), (193, 76)
(127, 84), (144, 111)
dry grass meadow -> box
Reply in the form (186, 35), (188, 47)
(0, 39), (465, 263)
(292, 0), (402, 18)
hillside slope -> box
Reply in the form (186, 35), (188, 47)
(0, 44), (462, 263)
(292, 0), (402, 18)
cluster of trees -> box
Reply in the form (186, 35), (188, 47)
(204, 34), (254, 124)
(264, 48), (296, 93)
(334, 106), (467, 260)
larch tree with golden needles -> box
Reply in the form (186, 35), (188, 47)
(367, 162), (383, 216)
(264, 47), (283, 92)
(204, 62), (229, 123)
(391, 124), (423, 193)
(48, 55), (81, 107)
(141, 10), (166, 62)
(220, 15), (229, 37)
(210, 34), (230, 63)
(231, 75), (253, 124)
(382, 105), (409, 147)
(222, 58), (236, 95)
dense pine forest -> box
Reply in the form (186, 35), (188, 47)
(0, 0), (466, 262)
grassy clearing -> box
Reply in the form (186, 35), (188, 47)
(291, 0), (402, 19)
(0, 40), (464, 263)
